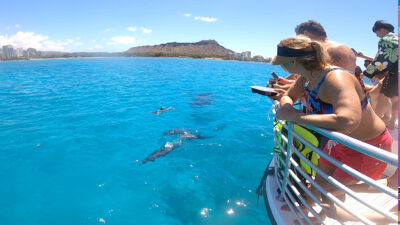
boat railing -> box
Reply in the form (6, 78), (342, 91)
(271, 101), (398, 225)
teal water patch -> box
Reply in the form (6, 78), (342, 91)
(0, 58), (287, 225)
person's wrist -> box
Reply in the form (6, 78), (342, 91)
(293, 111), (303, 123)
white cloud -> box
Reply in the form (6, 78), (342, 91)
(0, 31), (48, 49)
(202, 17), (217, 22)
(194, 16), (217, 22)
(75, 36), (81, 40)
(184, 13), (191, 17)
(74, 42), (84, 46)
(43, 40), (68, 51)
(105, 28), (111, 32)
(140, 27), (152, 34)
(127, 27), (137, 32)
(94, 44), (103, 49)
(0, 31), (87, 51)
(92, 40), (96, 42)
(111, 36), (137, 44)
(15, 24), (20, 28)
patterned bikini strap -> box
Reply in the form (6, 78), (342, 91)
(313, 68), (343, 93)
(318, 68), (368, 96)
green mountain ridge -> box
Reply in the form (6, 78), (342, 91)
(125, 40), (235, 58)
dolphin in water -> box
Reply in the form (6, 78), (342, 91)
(142, 129), (212, 164)
(151, 106), (175, 115)
(163, 129), (211, 140)
(180, 131), (210, 140)
(162, 128), (188, 135)
(142, 141), (182, 164)
(190, 93), (214, 106)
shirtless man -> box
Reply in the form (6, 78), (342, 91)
(295, 20), (356, 72)
(272, 20), (357, 100)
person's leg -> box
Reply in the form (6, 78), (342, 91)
(294, 164), (356, 224)
(386, 169), (398, 190)
(291, 164), (335, 224)
(373, 93), (391, 122)
(385, 96), (398, 129)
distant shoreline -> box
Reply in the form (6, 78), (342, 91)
(0, 56), (121, 62)
(0, 56), (269, 63)
(1, 40), (271, 63)
(28, 56), (114, 61)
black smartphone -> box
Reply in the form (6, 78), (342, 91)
(271, 72), (279, 79)
(251, 86), (278, 97)
(351, 48), (358, 54)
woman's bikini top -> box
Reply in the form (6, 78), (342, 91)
(304, 68), (368, 114)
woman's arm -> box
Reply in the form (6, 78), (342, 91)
(278, 71), (362, 134)
(279, 76), (306, 106)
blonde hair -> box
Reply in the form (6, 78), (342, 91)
(278, 35), (330, 71)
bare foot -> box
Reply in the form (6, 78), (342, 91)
(294, 216), (323, 225)
(280, 204), (290, 211)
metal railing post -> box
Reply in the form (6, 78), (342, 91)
(269, 101), (398, 224)
(279, 121), (293, 199)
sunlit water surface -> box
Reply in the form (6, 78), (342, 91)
(0, 57), (288, 225)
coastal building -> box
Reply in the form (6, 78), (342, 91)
(227, 52), (235, 60)
(2, 45), (14, 59)
(234, 52), (241, 60)
(242, 51), (251, 60)
(26, 48), (37, 57)
(16, 48), (24, 58)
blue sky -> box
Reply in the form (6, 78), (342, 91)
(0, 0), (397, 63)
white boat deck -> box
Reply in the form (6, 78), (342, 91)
(265, 160), (398, 225)
(262, 100), (398, 225)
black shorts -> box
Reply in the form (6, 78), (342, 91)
(380, 71), (398, 97)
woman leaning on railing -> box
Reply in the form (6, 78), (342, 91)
(269, 35), (394, 223)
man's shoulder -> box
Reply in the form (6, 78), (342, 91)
(325, 40), (352, 52)
(325, 40), (356, 71)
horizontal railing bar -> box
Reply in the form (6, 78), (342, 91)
(273, 127), (288, 144)
(282, 193), (306, 225)
(276, 174), (315, 225)
(278, 148), (375, 224)
(291, 132), (397, 199)
(275, 160), (326, 224)
(290, 145), (397, 222)
(305, 125), (397, 166)
(271, 102), (397, 224)
(286, 174), (326, 224)
(273, 118), (396, 198)
(272, 105), (397, 166)
(278, 153), (348, 225)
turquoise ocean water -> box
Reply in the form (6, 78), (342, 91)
(0, 58), (287, 225)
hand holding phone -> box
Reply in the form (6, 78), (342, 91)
(271, 72), (279, 79)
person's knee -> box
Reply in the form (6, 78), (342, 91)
(387, 169), (398, 189)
